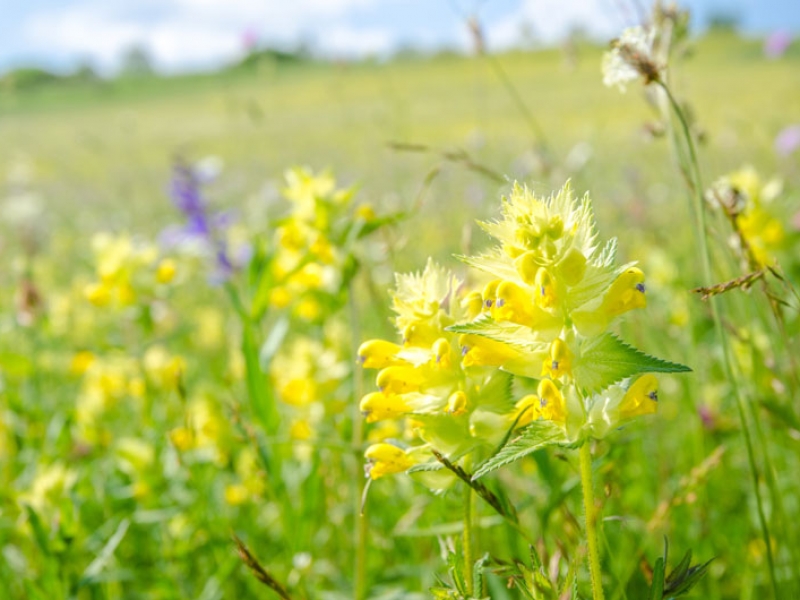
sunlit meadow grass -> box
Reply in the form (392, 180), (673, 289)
(0, 26), (799, 599)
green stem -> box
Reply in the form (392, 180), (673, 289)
(659, 81), (779, 598)
(579, 442), (605, 600)
(348, 282), (367, 600)
(464, 480), (475, 597)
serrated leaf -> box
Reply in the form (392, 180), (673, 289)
(472, 421), (569, 480)
(475, 371), (515, 414)
(446, 315), (547, 353)
(407, 461), (445, 474)
(567, 260), (634, 312)
(573, 333), (691, 394)
(456, 250), (520, 281)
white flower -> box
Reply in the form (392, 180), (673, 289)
(602, 26), (659, 92)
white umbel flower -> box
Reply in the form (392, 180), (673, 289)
(602, 26), (659, 92)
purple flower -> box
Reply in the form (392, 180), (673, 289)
(164, 161), (242, 284)
(775, 124), (800, 157)
(764, 30), (792, 59)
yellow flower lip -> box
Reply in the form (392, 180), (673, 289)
(364, 442), (414, 479)
(619, 374), (659, 420)
(359, 391), (410, 423)
(358, 339), (402, 369)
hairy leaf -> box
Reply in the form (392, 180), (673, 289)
(472, 421), (569, 480)
(573, 333), (691, 394)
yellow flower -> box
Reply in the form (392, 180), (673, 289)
(619, 374), (659, 420)
(364, 443), (414, 479)
(225, 484), (250, 506)
(156, 258), (177, 284)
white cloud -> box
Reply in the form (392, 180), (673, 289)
(487, 0), (628, 49)
(21, 0), (385, 73)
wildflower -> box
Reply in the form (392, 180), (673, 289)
(764, 30), (793, 59)
(162, 160), (247, 284)
(775, 124), (800, 157)
(450, 181), (687, 442)
(602, 26), (663, 91)
(707, 167), (785, 268)
(359, 259), (537, 483)
(364, 443), (415, 479)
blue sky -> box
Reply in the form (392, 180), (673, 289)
(1, 0), (798, 75)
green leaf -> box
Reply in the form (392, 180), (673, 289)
(649, 557), (666, 600)
(475, 371), (515, 414)
(258, 317), (289, 371)
(78, 518), (130, 587)
(472, 421), (570, 480)
(446, 315), (547, 353)
(455, 249), (520, 281)
(242, 321), (280, 435)
(573, 333), (691, 394)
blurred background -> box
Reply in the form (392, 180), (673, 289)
(2, 2), (800, 598)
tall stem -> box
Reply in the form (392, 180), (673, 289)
(463, 480), (475, 597)
(348, 283), (367, 600)
(659, 81), (778, 598)
(579, 442), (605, 600)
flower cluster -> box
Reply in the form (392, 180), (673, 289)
(361, 182), (687, 483)
(83, 233), (175, 308)
(268, 167), (376, 322)
(706, 166), (785, 269)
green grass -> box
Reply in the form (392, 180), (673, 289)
(1, 30), (800, 599)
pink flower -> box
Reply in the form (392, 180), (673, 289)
(775, 124), (800, 157)
(764, 30), (792, 59)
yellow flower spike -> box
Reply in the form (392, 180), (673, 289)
(309, 235), (335, 263)
(431, 338), (453, 369)
(534, 268), (558, 309)
(514, 394), (539, 427)
(463, 291), (484, 320)
(446, 391), (468, 416)
(601, 267), (646, 317)
(556, 247), (587, 286)
(360, 391), (411, 423)
(541, 338), (573, 380)
(537, 379), (567, 424)
(459, 334), (521, 367)
(364, 443), (414, 479)
(619, 374), (658, 420)
(493, 281), (536, 326)
(276, 222), (306, 251)
(358, 339), (403, 369)
(156, 258), (177, 284)
(481, 279), (503, 311)
(514, 251), (540, 286)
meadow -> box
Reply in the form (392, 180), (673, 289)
(1, 20), (799, 599)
